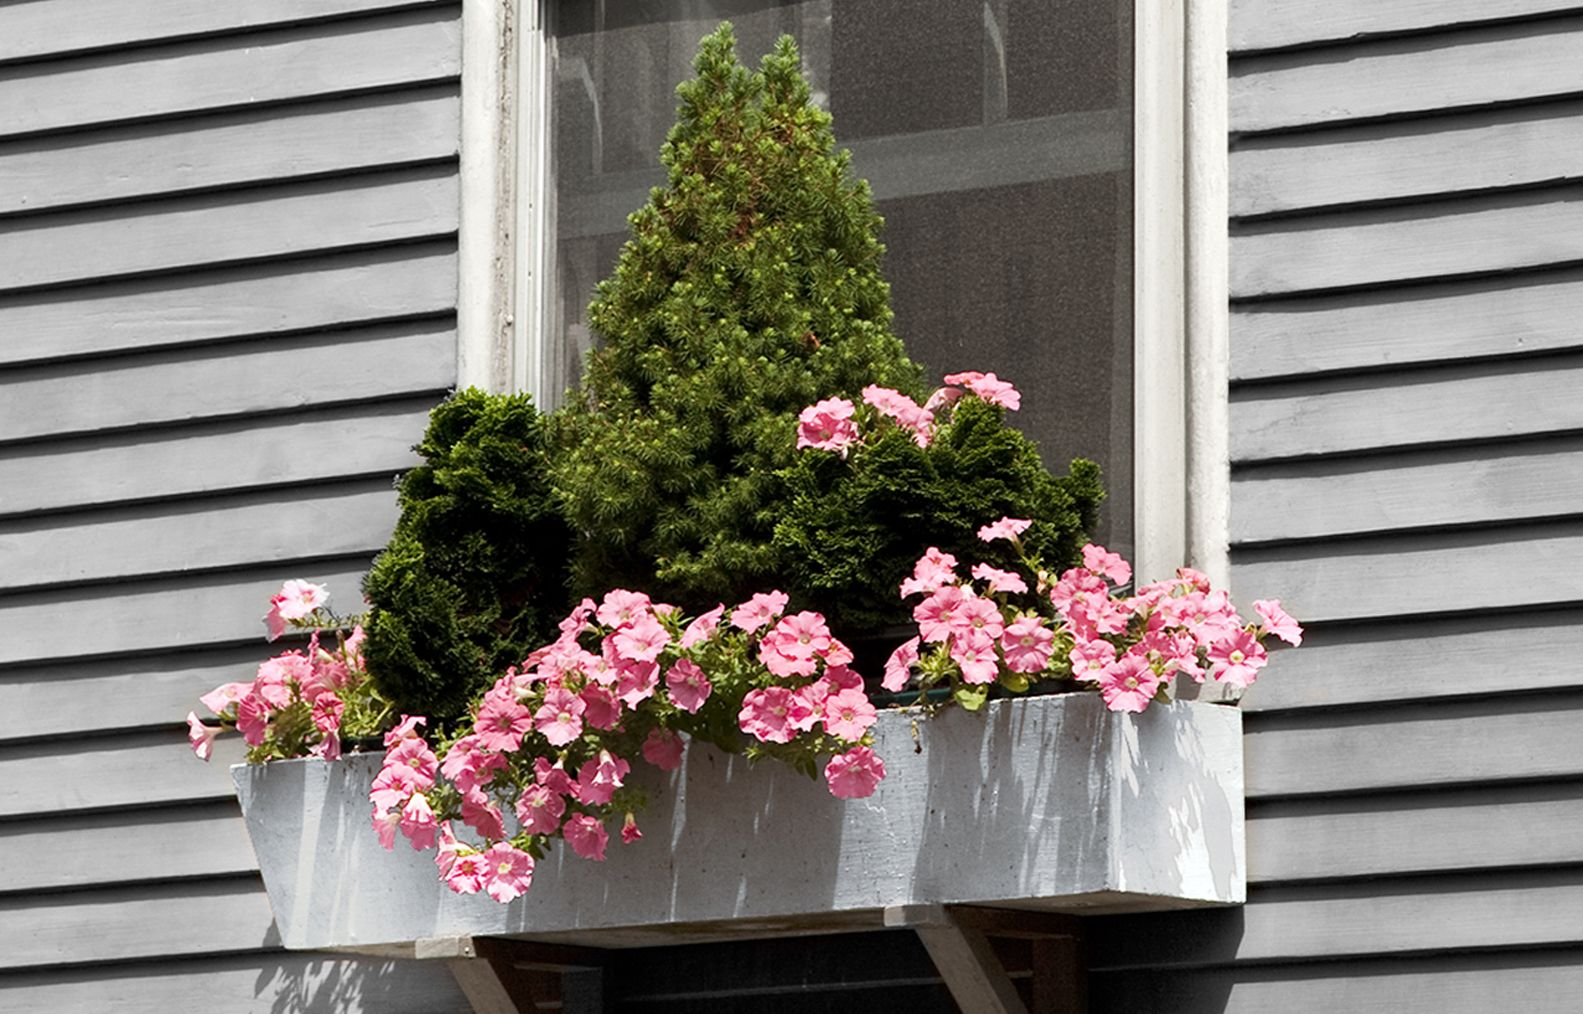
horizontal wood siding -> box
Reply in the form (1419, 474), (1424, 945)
(1094, 5), (1583, 1010)
(0, 5), (463, 1010)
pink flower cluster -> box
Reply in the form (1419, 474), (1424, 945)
(381, 587), (889, 905)
(189, 581), (377, 763)
(888, 522), (1303, 714)
(795, 371), (1023, 457)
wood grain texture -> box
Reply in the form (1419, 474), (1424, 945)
(1231, 523), (1583, 622)
(0, 805), (256, 893)
(0, 323), (455, 442)
(0, 566), (369, 666)
(1232, 102), (1583, 217)
(1230, 0), (1583, 53)
(1230, 268), (1583, 380)
(0, 483), (398, 591)
(1089, 868), (1583, 967)
(1247, 784), (1583, 883)
(0, 402), (434, 517)
(1093, 953), (1583, 1014)
(0, 90), (458, 217)
(0, 731), (247, 818)
(0, 881), (276, 969)
(1240, 612), (1583, 711)
(0, 245), (457, 366)
(0, 170), (458, 293)
(1244, 697), (1583, 798)
(1231, 439), (1583, 543)
(1231, 190), (1583, 298)
(0, 953), (470, 1013)
(0, 646), (298, 743)
(1229, 358), (1583, 462)
(1230, 22), (1583, 133)
(0, 0), (447, 64)
(0, 13), (460, 139)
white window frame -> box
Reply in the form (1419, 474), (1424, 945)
(457, 0), (1229, 595)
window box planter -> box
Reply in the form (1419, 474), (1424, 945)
(232, 692), (1243, 954)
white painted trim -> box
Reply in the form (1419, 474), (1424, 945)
(1133, 0), (1188, 586)
(514, 0), (553, 403)
(456, 0), (520, 394)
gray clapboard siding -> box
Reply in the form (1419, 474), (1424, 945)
(0, 954), (471, 1013)
(0, 566), (368, 666)
(1094, 955), (1583, 1014)
(0, 12), (460, 140)
(1241, 612), (1583, 710)
(0, 881), (275, 969)
(1231, 189), (1583, 299)
(1231, 523), (1583, 622)
(1229, 358), (1583, 462)
(0, 647), (299, 743)
(0, 0), (447, 64)
(1230, 22), (1583, 133)
(0, 246), (457, 367)
(1091, 869), (1583, 967)
(1232, 102), (1583, 217)
(1231, 440), (1583, 543)
(0, 484), (399, 591)
(1247, 784), (1583, 883)
(0, 402), (433, 517)
(1244, 698), (1583, 798)
(1230, 269), (1583, 381)
(1230, 0), (1583, 53)
(0, 806), (256, 893)
(0, 732), (246, 818)
(0, 171), (458, 294)
(0, 323), (455, 443)
(0, 90), (459, 217)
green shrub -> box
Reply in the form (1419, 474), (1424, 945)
(362, 389), (572, 725)
(773, 396), (1106, 633)
(552, 24), (923, 609)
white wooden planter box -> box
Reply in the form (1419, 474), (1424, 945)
(233, 693), (1244, 954)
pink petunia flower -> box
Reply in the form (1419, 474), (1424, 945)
(822, 687), (878, 742)
(621, 812), (643, 844)
(564, 814), (610, 861)
(613, 615), (671, 663)
(1082, 543), (1133, 586)
(533, 687), (586, 747)
(255, 653), (310, 708)
(641, 728), (685, 771)
(913, 584), (969, 643)
(665, 658), (712, 713)
(383, 714), (427, 748)
(475, 692), (533, 753)
(575, 750), (630, 806)
(1069, 639), (1117, 682)
(515, 783), (566, 835)
(199, 681), (253, 718)
(1000, 615), (1054, 674)
(533, 757), (577, 796)
(923, 385), (965, 414)
(264, 579), (328, 640)
(614, 660), (661, 708)
(460, 790), (506, 840)
(680, 604), (726, 648)
(739, 687), (798, 744)
(899, 547), (958, 597)
(372, 802), (404, 851)
(311, 693), (344, 737)
(796, 397), (860, 454)
(731, 590), (790, 632)
(1253, 599), (1304, 647)
(236, 691), (272, 746)
(977, 517), (1033, 543)
(1207, 629), (1268, 688)
(971, 563), (1029, 595)
(559, 597), (597, 638)
(596, 588), (653, 629)
(882, 637), (920, 692)
(579, 685), (622, 731)
(481, 843), (535, 903)
(963, 372), (1020, 410)
(1098, 654), (1161, 713)
(186, 712), (218, 761)
(824, 746), (886, 799)
(953, 595), (1005, 640)
(862, 385), (935, 446)
(444, 852), (487, 895)
(399, 793), (439, 850)
(950, 631), (1001, 685)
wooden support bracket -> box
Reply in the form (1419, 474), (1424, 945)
(885, 905), (1086, 1014)
(414, 936), (606, 1014)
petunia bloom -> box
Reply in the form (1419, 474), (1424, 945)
(186, 712), (219, 761)
(665, 658), (712, 713)
(977, 517), (1033, 543)
(564, 814), (609, 861)
(824, 746), (886, 799)
(1253, 599), (1303, 647)
(882, 637), (921, 692)
(796, 397), (860, 454)
(481, 843), (535, 903)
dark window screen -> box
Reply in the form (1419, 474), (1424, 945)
(549, 0), (1133, 557)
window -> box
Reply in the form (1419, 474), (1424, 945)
(461, 0), (1214, 584)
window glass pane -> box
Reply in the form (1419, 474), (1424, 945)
(549, 0), (1133, 558)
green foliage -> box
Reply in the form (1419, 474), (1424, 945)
(772, 397), (1106, 632)
(553, 24), (922, 609)
(362, 389), (572, 725)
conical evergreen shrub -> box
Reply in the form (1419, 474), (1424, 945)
(553, 25), (923, 608)
(362, 389), (572, 725)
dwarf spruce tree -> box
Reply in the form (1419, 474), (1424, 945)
(554, 25), (922, 608)
(362, 389), (572, 725)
